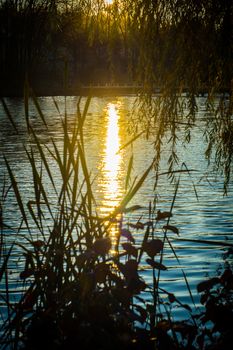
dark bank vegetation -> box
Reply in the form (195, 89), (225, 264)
(0, 0), (232, 93)
(0, 95), (233, 349)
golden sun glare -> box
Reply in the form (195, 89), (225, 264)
(105, 0), (113, 5)
(99, 102), (122, 217)
(104, 103), (121, 200)
(103, 102), (121, 250)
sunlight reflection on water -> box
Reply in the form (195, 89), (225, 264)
(103, 103), (121, 207)
(101, 103), (122, 248)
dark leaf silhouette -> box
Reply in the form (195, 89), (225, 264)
(76, 250), (96, 266)
(120, 228), (135, 243)
(119, 260), (140, 289)
(123, 259), (138, 279)
(109, 272), (124, 286)
(200, 293), (208, 305)
(143, 239), (163, 257)
(122, 243), (138, 258)
(134, 304), (148, 323)
(168, 293), (176, 303)
(129, 221), (144, 230)
(220, 269), (233, 287)
(21, 288), (37, 310)
(20, 269), (34, 279)
(144, 221), (153, 226)
(156, 210), (172, 221)
(94, 263), (109, 283)
(122, 205), (143, 213)
(93, 237), (111, 255)
(163, 225), (179, 235)
(32, 240), (45, 249)
(197, 277), (220, 293)
(146, 259), (167, 270)
(112, 287), (131, 305)
(127, 277), (147, 294)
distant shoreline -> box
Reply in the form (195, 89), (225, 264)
(0, 85), (141, 98)
(0, 84), (230, 98)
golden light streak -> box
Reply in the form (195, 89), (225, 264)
(103, 103), (121, 207)
(101, 103), (122, 249)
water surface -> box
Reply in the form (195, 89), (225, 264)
(0, 96), (232, 320)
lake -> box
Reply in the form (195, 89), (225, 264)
(0, 95), (233, 321)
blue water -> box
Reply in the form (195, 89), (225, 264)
(0, 96), (232, 323)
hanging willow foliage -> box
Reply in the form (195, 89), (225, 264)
(107, 0), (233, 191)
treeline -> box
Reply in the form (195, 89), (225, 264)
(0, 0), (127, 95)
(0, 0), (232, 95)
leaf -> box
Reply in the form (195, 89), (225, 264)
(120, 259), (138, 280)
(52, 96), (61, 115)
(112, 287), (131, 305)
(163, 225), (179, 235)
(94, 263), (109, 283)
(118, 130), (145, 152)
(200, 293), (208, 305)
(30, 88), (48, 128)
(0, 244), (13, 282)
(80, 272), (95, 298)
(76, 250), (96, 266)
(128, 221), (144, 230)
(143, 239), (163, 258)
(1, 98), (18, 133)
(125, 259), (138, 273)
(122, 243), (138, 258)
(146, 259), (167, 270)
(4, 157), (29, 229)
(82, 96), (92, 122)
(220, 269), (233, 285)
(93, 237), (111, 255)
(120, 228), (135, 243)
(133, 304), (148, 324)
(156, 210), (172, 221)
(128, 278), (147, 294)
(144, 221), (153, 226)
(138, 226), (150, 263)
(108, 272), (124, 286)
(125, 154), (133, 191)
(20, 269), (34, 279)
(31, 240), (45, 249)
(28, 127), (58, 195)
(168, 293), (176, 303)
(122, 205), (143, 213)
(77, 141), (94, 211)
(113, 162), (153, 217)
(21, 288), (37, 310)
(197, 277), (220, 293)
